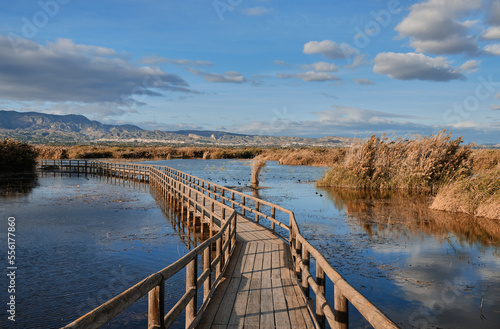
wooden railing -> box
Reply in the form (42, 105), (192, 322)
(58, 163), (237, 329)
(41, 160), (398, 329)
(142, 163), (398, 329)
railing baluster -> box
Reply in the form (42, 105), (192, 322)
(148, 280), (165, 329)
(334, 285), (348, 329)
(316, 264), (326, 328)
(186, 258), (197, 328)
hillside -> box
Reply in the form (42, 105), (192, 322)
(0, 110), (358, 146)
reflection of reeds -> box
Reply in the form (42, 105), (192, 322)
(318, 131), (472, 191)
(321, 187), (500, 246)
(251, 160), (266, 187)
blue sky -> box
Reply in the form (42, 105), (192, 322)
(1, 0), (500, 143)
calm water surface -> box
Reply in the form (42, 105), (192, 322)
(1, 159), (499, 328)
(0, 174), (193, 329)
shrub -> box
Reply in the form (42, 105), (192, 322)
(0, 139), (38, 173)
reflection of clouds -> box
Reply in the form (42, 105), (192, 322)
(385, 237), (500, 327)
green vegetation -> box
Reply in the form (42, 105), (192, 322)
(0, 139), (38, 173)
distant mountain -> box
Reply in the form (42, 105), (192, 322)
(0, 110), (359, 146)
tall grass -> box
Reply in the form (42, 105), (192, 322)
(318, 131), (473, 191)
(0, 139), (38, 173)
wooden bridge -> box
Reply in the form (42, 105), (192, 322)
(39, 160), (398, 329)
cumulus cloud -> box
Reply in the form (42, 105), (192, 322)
(459, 60), (481, 73)
(0, 36), (193, 103)
(482, 26), (500, 40)
(140, 56), (213, 67)
(242, 7), (273, 16)
(273, 60), (290, 67)
(395, 0), (482, 55)
(483, 43), (500, 55)
(303, 40), (358, 59)
(187, 68), (248, 83)
(354, 78), (375, 85)
(276, 71), (341, 82)
(490, 105), (500, 110)
(301, 61), (338, 72)
(373, 52), (465, 81)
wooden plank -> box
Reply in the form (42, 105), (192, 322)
(212, 278), (242, 325)
(228, 276), (251, 327)
(260, 278), (275, 329)
(272, 278), (291, 329)
(244, 277), (262, 326)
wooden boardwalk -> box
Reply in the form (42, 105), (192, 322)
(198, 215), (315, 329)
(41, 160), (399, 329)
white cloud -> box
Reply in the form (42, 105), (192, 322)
(242, 7), (273, 16)
(483, 43), (500, 56)
(0, 36), (193, 103)
(276, 71), (341, 82)
(395, 0), (482, 55)
(482, 26), (500, 40)
(187, 68), (248, 83)
(300, 61), (338, 72)
(303, 40), (358, 60)
(459, 60), (481, 73)
(354, 78), (375, 85)
(489, 104), (500, 110)
(496, 92), (500, 99)
(273, 60), (290, 67)
(140, 56), (213, 67)
(373, 52), (465, 81)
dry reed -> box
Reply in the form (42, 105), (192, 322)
(318, 131), (473, 191)
(251, 160), (266, 187)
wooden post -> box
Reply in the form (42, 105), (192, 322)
(295, 240), (302, 281)
(316, 264), (326, 328)
(186, 258), (197, 328)
(231, 192), (235, 209)
(255, 201), (259, 223)
(148, 281), (165, 329)
(271, 207), (276, 232)
(302, 248), (310, 298)
(216, 236), (222, 278)
(334, 285), (348, 329)
(204, 247), (211, 302)
(242, 197), (246, 216)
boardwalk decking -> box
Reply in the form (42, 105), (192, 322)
(198, 214), (315, 329)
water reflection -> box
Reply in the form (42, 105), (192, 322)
(0, 173), (38, 197)
(320, 188), (500, 247)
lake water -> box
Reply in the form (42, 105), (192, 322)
(1, 159), (499, 328)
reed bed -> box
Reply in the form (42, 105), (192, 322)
(255, 147), (346, 166)
(318, 131), (473, 191)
